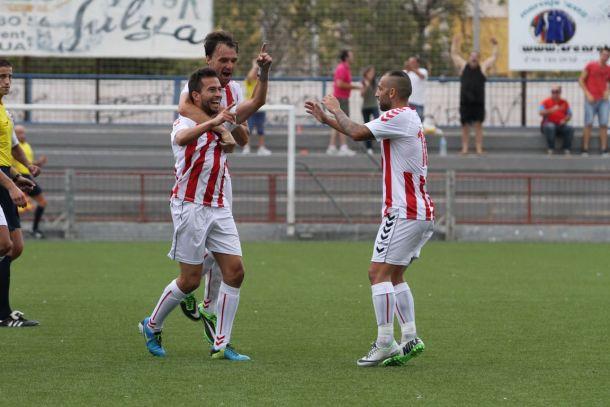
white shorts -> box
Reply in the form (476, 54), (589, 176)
(0, 206), (6, 227)
(371, 214), (434, 266)
(168, 199), (242, 265)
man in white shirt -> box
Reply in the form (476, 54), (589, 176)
(404, 56), (427, 121)
(305, 71), (434, 367)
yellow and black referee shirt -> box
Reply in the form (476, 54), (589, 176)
(0, 102), (19, 167)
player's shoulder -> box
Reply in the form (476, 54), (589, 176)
(379, 106), (414, 123)
(173, 115), (196, 129)
(228, 80), (242, 92)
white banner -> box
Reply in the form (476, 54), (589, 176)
(509, 0), (610, 71)
(0, 0), (213, 58)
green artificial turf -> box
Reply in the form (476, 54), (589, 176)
(2, 241), (609, 406)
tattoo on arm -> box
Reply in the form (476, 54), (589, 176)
(333, 110), (360, 137)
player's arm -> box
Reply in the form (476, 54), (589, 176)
(481, 38), (499, 76)
(235, 43), (272, 124)
(305, 96), (374, 141)
(450, 35), (466, 72)
(174, 103), (236, 146)
(231, 124), (249, 147)
(0, 169), (28, 207)
(578, 68), (594, 102)
(12, 144), (40, 177)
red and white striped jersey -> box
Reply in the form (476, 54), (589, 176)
(170, 116), (232, 208)
(365, 107), (434, 221)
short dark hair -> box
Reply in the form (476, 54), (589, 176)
(602, 46), (610, 53)
(339, 49), (351, 61)
(204, 31), (239, 57)
(188, 68), (219, 102)
(385, 70), (412, 99)
(0, 59), (12, 68)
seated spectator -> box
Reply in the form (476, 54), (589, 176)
(539, 85), (573, 155)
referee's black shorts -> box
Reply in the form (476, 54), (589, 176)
(0, 166), (21, 231)
(22, 174), (43, 197)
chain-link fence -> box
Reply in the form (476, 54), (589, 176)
(5, 0), (520, 78)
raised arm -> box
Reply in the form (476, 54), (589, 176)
(481, 38), (499, 76)
(305, 96), (374, 141)
(235, 43), (272, 124)
(12, 144), (40, 176)
(451, 35), (467, 72)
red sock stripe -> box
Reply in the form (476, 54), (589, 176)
(395, 304), (406, 324)
(218, 293), (227, 336)
(151, 290), (173, 322)
(385, 293), (390, 324)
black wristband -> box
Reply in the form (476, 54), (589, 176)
(11, 173), (20, 182)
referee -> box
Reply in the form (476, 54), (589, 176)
(0, 58), (41, 327)
(13, 125), (48, 239)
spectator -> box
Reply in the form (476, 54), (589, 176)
(539, 86), (573, 155)
(578, 46), (610, 156)
(360, 66), (379, 155)
(451, 35), (498, 155)
(404, 56), (427, 121)
(242, 59), (271, 156)
(327, 50), (358, 156)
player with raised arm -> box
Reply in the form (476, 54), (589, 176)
(139, 67), (251, 361)
(305, 71), (434, 367)
(176, 31), (272, 347)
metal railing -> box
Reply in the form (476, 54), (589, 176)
(20, 170), (610, 238)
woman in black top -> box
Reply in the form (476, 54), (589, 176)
(451, 35), (498, 155)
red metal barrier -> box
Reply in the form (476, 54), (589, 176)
(22, 170), (610, 225)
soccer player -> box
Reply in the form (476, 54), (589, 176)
(176, 31), (272, 345)
(139, 67), (251, 361)
(0, 59), (42, 327)
(12, 125), (48, 238)
(305, 71), (434, 367)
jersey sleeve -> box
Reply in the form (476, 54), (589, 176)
(11, 129), (18, 147)
(171, 116), (196, 144)
(364, 110), (409, 141)
(233, 82), (244, 106)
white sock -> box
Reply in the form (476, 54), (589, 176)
(214, 282), (240, 349)
(394, 282), (417, 343)
(202, 258), (222, 314)
(371, 282), (395, 347)
(148, 279), (187, 332)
